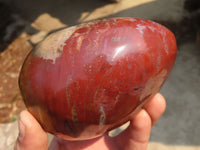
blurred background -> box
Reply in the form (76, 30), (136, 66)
(0, 0), (199, 149)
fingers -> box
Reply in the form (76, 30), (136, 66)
(114, 93), (166, 150)
(14, 110), (48, 150)
(143, 93), (166, 126)
(114, 109), (151, 150)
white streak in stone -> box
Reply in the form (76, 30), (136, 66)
(115, 94), (120, 105)
(136, 24), (146, 35)
(66, 75), (73, 105)
(141, 20), (146, 23)
(148, 26), (156, 32)
(99, 106), (106, 129)
(159, 30), (169, 55)
(130, 18), (136, 21)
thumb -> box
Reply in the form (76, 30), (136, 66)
(14, 110), (48, 150)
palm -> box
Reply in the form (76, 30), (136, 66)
(49, 134), (118, 150)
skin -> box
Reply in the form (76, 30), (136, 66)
(14, 93), (166, 150)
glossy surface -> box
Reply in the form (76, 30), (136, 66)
(19, 18), (177, 140)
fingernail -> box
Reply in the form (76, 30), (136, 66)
(18, 118), (25, 141)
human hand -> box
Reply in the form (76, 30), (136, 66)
(14, 93), (166, 150)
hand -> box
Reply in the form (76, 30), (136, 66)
(14, 93), (166, 150)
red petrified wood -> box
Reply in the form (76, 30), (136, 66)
(19, 18), (177, 140)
